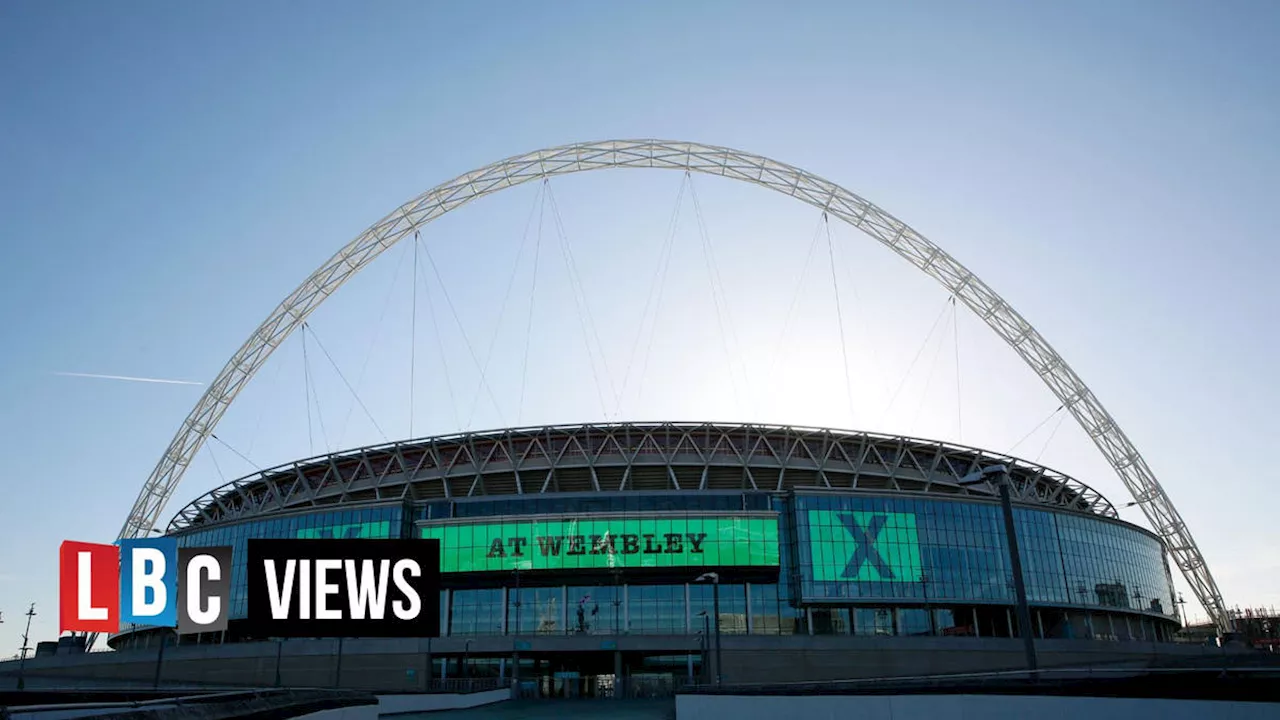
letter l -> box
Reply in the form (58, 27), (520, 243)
(78, 551), (108, 621)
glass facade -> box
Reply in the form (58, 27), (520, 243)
(165, 490), (1177, 642)
(794, 494), (1175, 617)
(173, 505), (401, 620)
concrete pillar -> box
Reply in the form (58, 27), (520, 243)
(684, 583), (692, 633)
(614, 650), (623, 700)
(424, 637), (432, 689)
(511, 649), (520, 699)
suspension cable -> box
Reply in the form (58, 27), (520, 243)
(336, 239), (411, 447)
(824, 212), (858, 426)
(688, 174), (748, 417)
(302, 326), (315, 455)
(466, 182), (546, 427)
(419, 238), (500, 428)
(209, 433), (261, 472)
(300, 324), (330, 453)
(836, 223), (886, 402)
(881, 295), (954, 426)
(620, 173), (687, 418)
(518, 182), (546, 425)
(767, 213), (825, 415)
(206, 441), (227, 484)
(1035, 410), (1070, 463)
(953, 296), (963, 441)
(1008, 404), (1066, 456)
(303, 321), (387, 442)
(545, 181), (613, 418)
(410, 231), (420, 438)
(411, 236), (461, 430)
(246, 335), (289, 459)
(909, 298), (954, 434)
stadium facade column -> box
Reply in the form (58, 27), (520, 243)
(614, 650), (623, 699)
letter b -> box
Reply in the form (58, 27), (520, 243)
(121, 538), (178, 627)
(622, 534), (640, 554)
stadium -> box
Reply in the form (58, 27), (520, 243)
(108, 421), (1183, 689)
(55, 140), (1229, 693)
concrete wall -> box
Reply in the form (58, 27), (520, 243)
(676, 694), (1280, 720)
(0, 635), (1245, 690)
(0, 639), (447, 692)
(375, 688), (508, 714)
(9, 705), (379, 720)
(710, 635), (1241, 683)
(291, 708), (376, 720)
(6, 694), (380, 720)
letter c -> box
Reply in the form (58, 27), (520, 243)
(186, 554), (222, 626)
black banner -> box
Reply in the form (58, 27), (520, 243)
(246, 539), (440, 638)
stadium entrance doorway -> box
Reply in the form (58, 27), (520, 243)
(518, 652), (697, 699)
(520, 652), (615, 699)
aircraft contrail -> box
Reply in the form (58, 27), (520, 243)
(53, 371), (204, 386)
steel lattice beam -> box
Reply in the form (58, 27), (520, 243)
(117, 139), (1230, 631)
(164, 422), (1120, 530)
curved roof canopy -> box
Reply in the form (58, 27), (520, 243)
(168, 421), (1118, 532)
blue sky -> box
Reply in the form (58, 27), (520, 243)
(2, 0), (1278, 650)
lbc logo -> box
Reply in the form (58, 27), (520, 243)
(59, 539), (231, 635)
(60, 537), (442, 638)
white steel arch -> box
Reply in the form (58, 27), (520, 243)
(118, 139), (1229, 630)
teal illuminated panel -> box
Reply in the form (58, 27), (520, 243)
(806, 509), (922, 582)
(295, 520), (393, 539)
(420, 516), (779, 573)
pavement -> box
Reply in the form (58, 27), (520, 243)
(393, 699), (675, 720)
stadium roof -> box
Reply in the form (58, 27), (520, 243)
(167, 421), (1118, 532)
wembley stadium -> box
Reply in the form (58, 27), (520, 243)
(107, 421), (1183, 686)
(72, 140), (1231, 692)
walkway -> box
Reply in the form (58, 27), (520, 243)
(396, 699), (674, 720)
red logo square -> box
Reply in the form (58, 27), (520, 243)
(59, 541), (119, 634)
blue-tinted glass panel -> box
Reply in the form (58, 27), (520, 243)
(791, 494), (1174, 620)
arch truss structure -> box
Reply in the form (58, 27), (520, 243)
(118, 139), (1229, 630)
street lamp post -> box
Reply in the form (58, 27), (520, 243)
(463, 639), (471, 681)
(695, 573), (722, 686)
(334, 636), (344, 688)
(153, 633), (169, 689)
(696, 612), (711, 684)
(921, 573), (935, 636)
(512, 567), (522, 635)
(17, 604), (35, 690)
(959, 466), (1038, 673)
(612, 568), (622, 635)
(274, 639), (284, 687)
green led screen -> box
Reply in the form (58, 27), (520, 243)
(420, 516), (779, 573)
(806, 509), (922, 582)
(295, 520), (393, 540)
